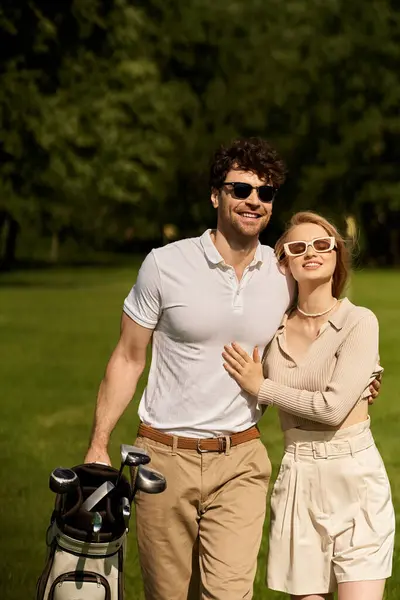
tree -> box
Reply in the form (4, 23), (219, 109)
(1, 0), (399, 265)
(0, 0), (196, 261)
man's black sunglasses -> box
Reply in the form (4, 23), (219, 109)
(222, 181), (278, 203)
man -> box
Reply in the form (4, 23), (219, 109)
(85, 138), (379, 599)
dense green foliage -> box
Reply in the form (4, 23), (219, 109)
(1, 0), (399, 265)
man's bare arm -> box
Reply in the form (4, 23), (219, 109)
(84, 313), (153, 465)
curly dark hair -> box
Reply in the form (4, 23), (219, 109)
(209, 137), (287, 191)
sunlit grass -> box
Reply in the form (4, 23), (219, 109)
(0, 266), (398, 599)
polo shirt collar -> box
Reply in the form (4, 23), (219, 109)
(327, 297), (352, 330)
(200, 230), (224, 265)
(252, 243), (264, 267)
(200, 229), (263, 268)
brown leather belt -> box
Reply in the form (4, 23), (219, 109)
(137, 423), (260, 453)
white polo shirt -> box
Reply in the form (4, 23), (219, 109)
(123, 230), (291, 437)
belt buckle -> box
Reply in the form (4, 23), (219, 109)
(197, 437), (227, 454)
(312, 441), (328, 459)
(197, 439), (210, 454)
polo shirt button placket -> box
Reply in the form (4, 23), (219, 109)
(227, 267), (237, 294)
(233, 286), (243, 311)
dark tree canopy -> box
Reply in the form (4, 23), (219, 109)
(0, 0), (399, 267)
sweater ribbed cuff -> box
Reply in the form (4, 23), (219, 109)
(257, 379), (277, 406)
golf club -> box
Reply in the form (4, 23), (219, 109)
(92, 511), (102, 536)
(115, 444), (151, 488)
(81, 480), (115, 512)
(120, 496), (131, 530)
(49, 467), (79, 494)
(49, 467), (80, 513)
(134, 466), (167, 495)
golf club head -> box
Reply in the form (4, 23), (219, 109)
(120, 444), (150, 467)
(81, 480), (115, 512)
(120, 496), (131, 530)
(120, 497), (131, 518)
(49, 467), (79, 494)
(135, 466), (166, 494)
(93, 511), (102, 534)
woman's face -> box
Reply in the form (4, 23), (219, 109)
(285, 223), (337, 288)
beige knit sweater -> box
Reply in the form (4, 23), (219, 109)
(258, 298), (383, 430)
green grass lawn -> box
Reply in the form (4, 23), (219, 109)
(0, 265), (399, 599)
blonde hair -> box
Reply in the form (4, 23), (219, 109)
(275, 211), (351, 298)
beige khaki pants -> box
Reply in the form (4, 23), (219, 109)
(133, 435), (271, 600)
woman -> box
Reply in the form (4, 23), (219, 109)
(222, 212), (395, 600)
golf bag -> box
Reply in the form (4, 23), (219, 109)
(36, 463), (134, 600)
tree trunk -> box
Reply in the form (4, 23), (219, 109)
(0, 212), (19, 270)
(50, 231), (60, 263)
(389, 225), (400, 266)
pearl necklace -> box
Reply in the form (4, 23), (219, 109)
(297, 299), (338, 318)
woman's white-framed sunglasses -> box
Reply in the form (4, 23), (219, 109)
(283, 236), (337, 257)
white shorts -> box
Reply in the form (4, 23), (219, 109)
(267, 418), (395, 595)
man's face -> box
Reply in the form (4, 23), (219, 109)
(211, 169), (273, 240)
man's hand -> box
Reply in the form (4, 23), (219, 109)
(367, 373), (382, 405)
(222, 342), (264, 396)
(84, 446), (112, 466)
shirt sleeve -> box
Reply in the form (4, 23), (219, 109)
(257, 312), (380, 426)
(123, 251), (162, 329)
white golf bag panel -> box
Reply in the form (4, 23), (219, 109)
(37, 452), (166, 600)
(36, 463), (132, 600)
(37, 523), (126, 600)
